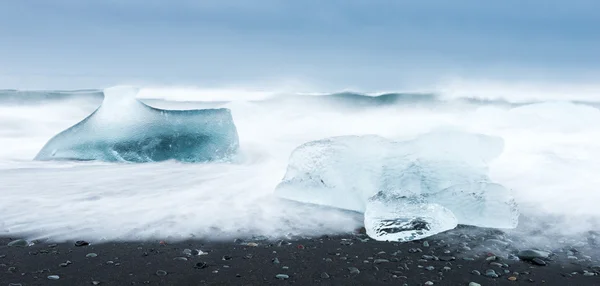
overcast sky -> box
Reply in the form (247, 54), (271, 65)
(0, 0), (598, 90)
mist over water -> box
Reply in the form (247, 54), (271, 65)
(0, 85), (599, 251)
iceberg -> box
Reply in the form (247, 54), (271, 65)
(34, 86), (239, 163)
(274, 131), (519, 242)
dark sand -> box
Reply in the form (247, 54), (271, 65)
(1, 227), (599, 286)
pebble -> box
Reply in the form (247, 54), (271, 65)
(348, 267), (360, 274)
(92, 281), (101, 285)
(156, 270), (167, 276)
(173, 257), (188, 261)
(471, 270), (481, 275)
(424, 281), (434, 285)
(469, 283), (481, 286)
(9, 283), (23, 286)
(272, 258), (280, 264)
(443, 266), (451, 271)
(86, 253), (98, 258)
(7, 239), (28, 247)
(321, 272), (330, 279)
(531, 258), (547, 266)
(75, 241), (90, 247)
(485, 269), (499, 278)
(517, 249), (550, 260)
(47, 275), (60, 280)
(195, 262), (208, 269)
(508, 276), (517, 281)
(490, 262), (503, 268)
(423, 241), (430, 247)
(374, 259), (389, 264)
(425, 266), (435, 271)
(275, 274), (289, 280)
(439, 256), (455, 261)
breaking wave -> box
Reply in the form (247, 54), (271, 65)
(0, 84), (599, 246)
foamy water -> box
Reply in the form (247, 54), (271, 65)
(1, 85), (599, 244)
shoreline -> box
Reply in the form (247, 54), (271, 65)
(1, 227), (599, 285)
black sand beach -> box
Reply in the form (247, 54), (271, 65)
(1, 226), (599, 286)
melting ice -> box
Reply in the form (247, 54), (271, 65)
(275, 131), (519, 241)
(34, 86), (239, 163)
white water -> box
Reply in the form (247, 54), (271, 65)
(1, 86), (600, 243)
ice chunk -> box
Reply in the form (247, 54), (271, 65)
(34, 86), (239, 163)
(274, 131), (519, 241)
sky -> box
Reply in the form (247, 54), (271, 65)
(0, 0), (599, 91)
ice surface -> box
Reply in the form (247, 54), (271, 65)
(274, 131), (519, 241)
(34, 86), (239, 162)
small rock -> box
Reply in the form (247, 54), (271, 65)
(490, 262), (503, 268)
(8, 239), (28, 247)
(531, 258), (547, 266)
(472, 270), (481, 275)
(86, 253), (98, 258)
(348, 267), (360, 274)
(443, 266), (451, 271)
(567, 256), (578, 260)
(47, 275), (60, 280)
(245, 242), (259, 247)
(92, 281), (101, 285)
(439, 256), (455, 261)
(508, 276), (517, 281)
(485, 269), (499, 278)
(425, 266), (435, 271)
(321, 272), (330, 279)
(424, 281), (434, 285)
(222, 255), (232, 261)
(195, 262), (208, 269)
(183, 249), (192, 256)
(275, 274), (289, 280)
(469, 283), (481, 286)
(272, 258), (280, 264)
(374, 259), (389, 264)
(75, 240), (89, 247)
(423, 241), (430, 247)
(156, 270), (167, 276)
(173, 257), (188, 261)
(517, 250), (549, 260)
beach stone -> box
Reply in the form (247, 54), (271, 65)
(222, 255), (232, 261)
(531, 258), (547, 266)
(8, 283), (23, 286)
(75, 240), (89, 247)
(348, 267), (360, 274)
(272, 258), (280, 264)
(321, 272), (330, 279)
(485, 269), (499, 278)
(183, 249), (192, 255)
(85, 252), (98, 258)
(7, 239), (28, 247)
(490, 262), (503, 268)
(374, 259), (389, 264)
(471, 270), (481, 275)
(423, 241), (430, 247)
(156, 270), (167, 276)
(92, 281), (101, 285)
(47, 275), (60, 280)
(424, 281), (434, 285)
(469, 283), (481, 286)
(439, 256), (455, 261)
(425, 266), (435, 271)
(195, 262), (208, 269)
(275, 274), (289, 280)
(173, 257), (188, 261)
(517, 250), (549, 260)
